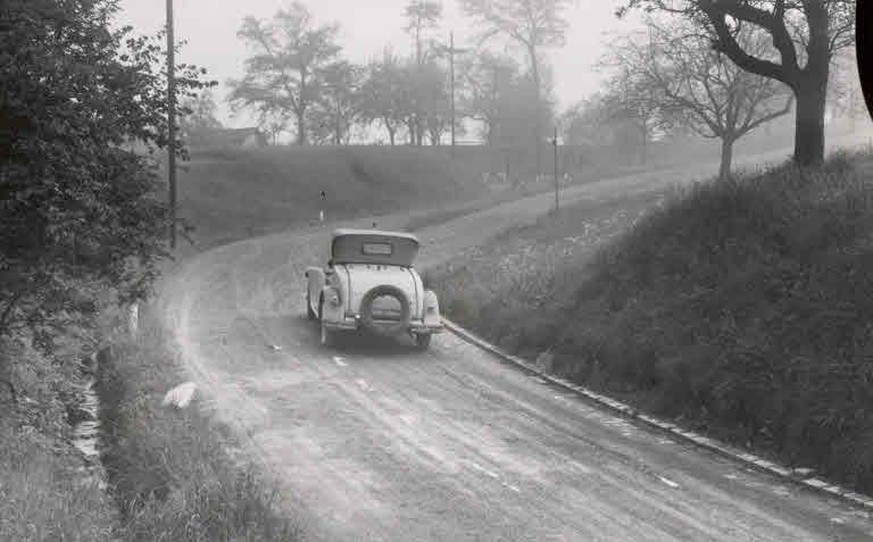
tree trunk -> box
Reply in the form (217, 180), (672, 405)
(387, 125), (396, 146)
(793, 77), (828, 166)
(793, 2), (829, 166)
(719, 136), (734, 180)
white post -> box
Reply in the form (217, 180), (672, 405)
(128, 302), (139, 336)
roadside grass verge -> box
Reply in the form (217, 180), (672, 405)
(96, 306), (300, 541)
(431, 150), (873, 494)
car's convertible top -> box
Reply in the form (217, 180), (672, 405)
(330, 229), (420, 266)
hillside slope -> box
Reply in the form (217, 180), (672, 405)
(432, 150), (873, 493)
(176, 146), (478, 249)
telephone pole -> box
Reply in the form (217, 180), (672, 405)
(166, 0), (177, 249)
(437, 32), (467, 155)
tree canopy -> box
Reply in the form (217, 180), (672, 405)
(228, 2), (341, 145)
(0, 0), (212, 353)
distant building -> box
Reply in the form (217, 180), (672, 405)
(190, 127), (268, 148)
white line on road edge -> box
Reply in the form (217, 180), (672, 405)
(441, 318), (873, 512)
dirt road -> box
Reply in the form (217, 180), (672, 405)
(160, 138), (873, 541)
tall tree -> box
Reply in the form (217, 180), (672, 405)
(0, 0), (212, 354)
(460, 0), (572, 174)
(309, 60), (363, 144)
(460, 51), (552, 147)
(417, 60), (451, 144)
(403, 1), (443, 146)
(360, 52), (408, 146)
(607, 22), (794, 178)
(228, 2), (341, 145)
(619, 0), (856, 166)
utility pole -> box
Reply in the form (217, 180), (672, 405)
(166, 0), (177, 249)
(436, 32), (467, 156)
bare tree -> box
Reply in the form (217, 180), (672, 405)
(619, 0), (856, 166)
(460, 0), (572, 174)
(599, 64), (667, 165)
(607, 22), (793, 178)
(227, 2), (341, 145)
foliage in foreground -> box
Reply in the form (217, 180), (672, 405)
(97, 308), (300, 541)
(0, 0), (211, 351)
(434, 151), (873, 492)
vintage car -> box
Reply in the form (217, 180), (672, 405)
(305, 229), (443, 349)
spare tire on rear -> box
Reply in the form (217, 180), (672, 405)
(359, 285), (411, 335)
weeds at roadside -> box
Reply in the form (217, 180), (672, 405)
(97, 307), (301, 541)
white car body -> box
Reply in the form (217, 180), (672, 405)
(305, 229), (442, 348)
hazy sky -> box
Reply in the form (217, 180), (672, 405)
(115, 1), (645, 130)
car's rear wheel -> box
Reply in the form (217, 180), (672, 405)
(414, 333), (431, 350)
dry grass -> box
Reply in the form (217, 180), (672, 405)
(432, 149), (873, 493)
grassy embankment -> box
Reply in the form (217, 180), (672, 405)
(175, 127), (808, 251)
(431, 150), (873, 494)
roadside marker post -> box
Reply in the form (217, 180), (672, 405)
(319, 190), (326, 223)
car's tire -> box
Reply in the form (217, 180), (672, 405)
(306, 292), (317, 320)
(414, 333), (431, 350)
(359, 285), (411, 336)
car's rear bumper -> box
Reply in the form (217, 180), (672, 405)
(323, 315), (443, 334)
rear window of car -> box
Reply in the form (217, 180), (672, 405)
(362, 242), (392, 256)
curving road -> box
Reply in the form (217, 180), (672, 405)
(160, 138), (873, 541)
